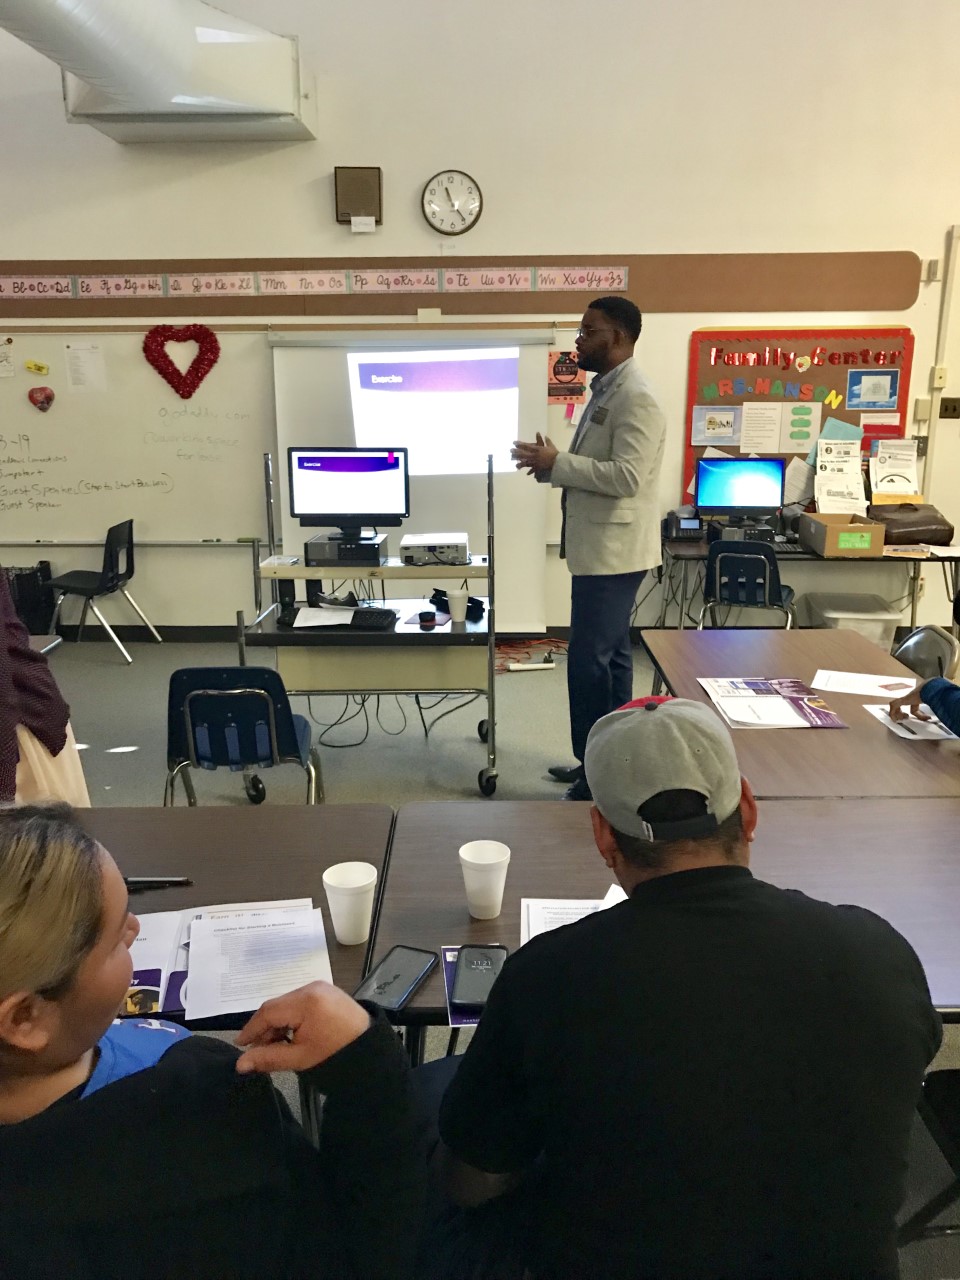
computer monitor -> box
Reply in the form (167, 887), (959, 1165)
(695, 456), (786, 519)
(288, 446), (410, 536)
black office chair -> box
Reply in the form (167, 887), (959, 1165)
(49, 519), (162, 664)
(898, 1071), (960, 1246)
(164, 666), (324, 806)
(697, 540), (796, 629)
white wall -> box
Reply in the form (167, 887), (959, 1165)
(2, 0), (960, 628)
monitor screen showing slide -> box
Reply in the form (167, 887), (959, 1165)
(347, 347), (520, 476)
(288, 447), (410, 530)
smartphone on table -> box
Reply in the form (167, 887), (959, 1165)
(451, 944), (508, 1010)
(353, 945), (438, 1012)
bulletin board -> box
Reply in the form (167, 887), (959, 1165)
(682, 327), (914, 499)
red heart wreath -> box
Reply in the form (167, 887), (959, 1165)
(142, 324), (220, 399)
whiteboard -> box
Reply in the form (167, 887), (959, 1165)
(0, 331), (274, 541)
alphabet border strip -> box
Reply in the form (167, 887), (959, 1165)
(0, 265), (628, 302)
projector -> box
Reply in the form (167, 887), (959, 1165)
(399, 532), (470, 566)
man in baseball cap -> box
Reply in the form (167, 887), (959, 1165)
(430, 699), (940, 1280)
(584, 696), (752, 865)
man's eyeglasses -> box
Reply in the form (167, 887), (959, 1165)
(576, 325), (616, 339)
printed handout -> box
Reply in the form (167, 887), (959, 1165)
(185, 903), (331, 1021)
(698, 678), (847, 729)
(779, 402), (822, 454)
(864, 703), (958, 741)
(811, 669), (916, 698)
(691, 406), (741, 446)
(292, 606), (355, 628)
(519, 887), (627, 947)
(127, 911), (183, 1015)
(873, 439), (920, 496)
(133, 898), (328, 1018)
(814, 439), (866, 516)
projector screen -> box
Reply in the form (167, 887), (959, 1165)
(346, 347), (520, 476)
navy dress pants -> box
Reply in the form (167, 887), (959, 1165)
(568, 569), (646, 762)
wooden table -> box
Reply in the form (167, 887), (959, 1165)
(374, 800), (960, 1030)
(639, 627), (960, 798)
(371, 803), (615, 1031)
(79, 805), (395, 999)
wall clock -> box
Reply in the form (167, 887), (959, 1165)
(421, 170), (482, 236)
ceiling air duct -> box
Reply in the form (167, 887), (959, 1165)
(0, 0), (316, 141)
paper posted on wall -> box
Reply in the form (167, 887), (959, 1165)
(784, 457), (815, 507)
(814, 439), (866, 516)
(871, 438), (920, 498)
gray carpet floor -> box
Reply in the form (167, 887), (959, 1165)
(48, 635), (960, 1278)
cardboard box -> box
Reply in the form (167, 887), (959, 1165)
(798, 513), (885, 558)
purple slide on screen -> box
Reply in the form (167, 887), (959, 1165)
(347, 347), (521, 476)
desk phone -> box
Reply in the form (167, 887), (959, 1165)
(665, 511), (705, 541)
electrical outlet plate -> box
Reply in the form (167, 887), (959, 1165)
(940, 398), (960, 419)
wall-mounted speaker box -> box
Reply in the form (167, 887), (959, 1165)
(334, 167), (383, 224)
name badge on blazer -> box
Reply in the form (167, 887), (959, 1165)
(590, 406), (609, 425)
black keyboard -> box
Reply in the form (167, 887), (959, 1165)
(350, 607), (397, 631)
(773, 541), (809, 556)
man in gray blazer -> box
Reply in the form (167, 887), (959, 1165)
(513, 297), (665, 799)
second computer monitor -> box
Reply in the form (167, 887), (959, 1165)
(695, 456), (785, 520)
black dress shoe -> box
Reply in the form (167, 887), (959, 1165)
(548, 763), (583, 784)
(561, 776), (593, 801)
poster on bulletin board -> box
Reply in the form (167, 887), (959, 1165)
(683, 328), (914, 499)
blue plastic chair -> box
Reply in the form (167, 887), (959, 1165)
(164, 666), (323, 806)
(697, 540), (796, 629)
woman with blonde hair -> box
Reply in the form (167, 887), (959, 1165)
(0, 804), (424, 1279)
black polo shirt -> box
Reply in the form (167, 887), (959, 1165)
(439, 865), (941, 1280)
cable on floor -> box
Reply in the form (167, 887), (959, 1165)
(307, 695), (372, 747)
(414, 692), (480, 738)
(375, 694), (408, 736)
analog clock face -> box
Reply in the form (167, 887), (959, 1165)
(421, 170), (482, 236)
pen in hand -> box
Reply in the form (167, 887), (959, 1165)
(124, 876), (193, 891)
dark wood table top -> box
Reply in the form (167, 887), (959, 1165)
(662, 538), (960, 564)
(373, 802), (642, 1020)
(639, 627), (960, 798)
(245, 597), (488, 648)
(376, 799), (960, 1018)
(79, 806), (394, 996)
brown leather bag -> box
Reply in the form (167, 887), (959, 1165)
(866, 502), (955, 545)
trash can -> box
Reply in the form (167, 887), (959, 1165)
(802, 592), (901, 651)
